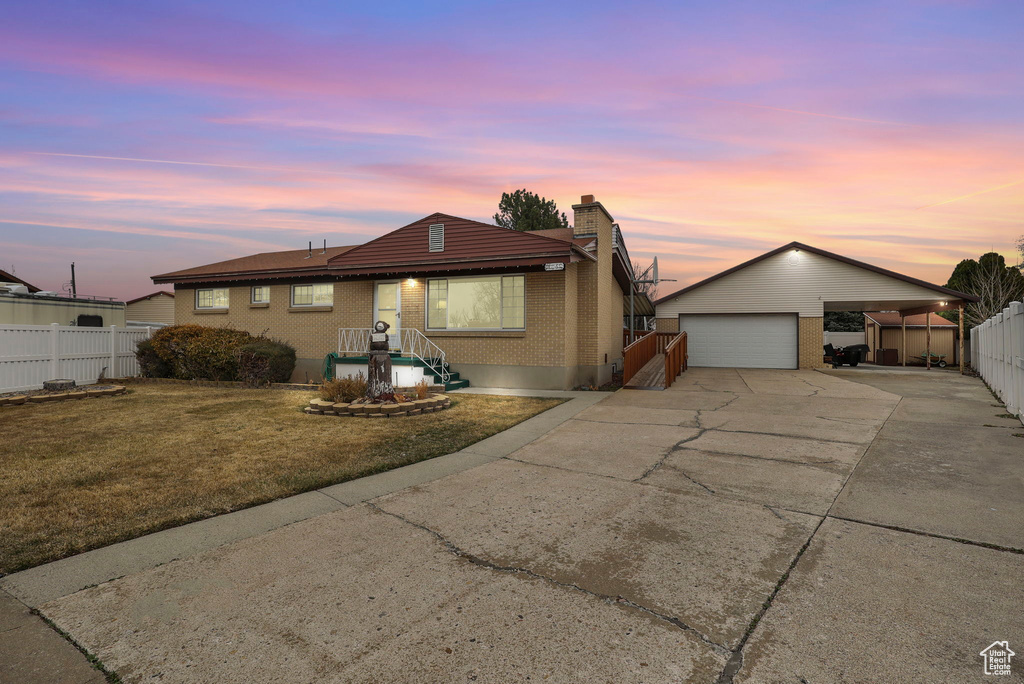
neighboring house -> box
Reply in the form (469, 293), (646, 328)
(864, 311), (957, 365)
(0, 269), (41, 293)
(0, 272), (126, 327)
(654, 242), (976, 369)
(152, 195), (633, 389)
(126, 291), (175, 326)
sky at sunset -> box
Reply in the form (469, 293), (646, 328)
(1, 0), (1022, 300)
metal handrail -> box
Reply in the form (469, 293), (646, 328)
(336, 328), (450, 383)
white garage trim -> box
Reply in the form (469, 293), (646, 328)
(679, 313), (798, 369)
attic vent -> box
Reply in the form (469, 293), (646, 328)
(428, 223), (444, 252)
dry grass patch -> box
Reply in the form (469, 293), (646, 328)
(0, 385), (564, 574)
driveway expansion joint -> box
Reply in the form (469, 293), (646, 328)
(365, 502), (732, 656)
(825, 515), (1024, 555)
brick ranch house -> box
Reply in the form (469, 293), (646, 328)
(153, 196), (633, 390)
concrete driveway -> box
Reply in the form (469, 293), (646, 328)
(31, 369), (1024, 683)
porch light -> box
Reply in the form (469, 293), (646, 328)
(406, 278), (417, 286)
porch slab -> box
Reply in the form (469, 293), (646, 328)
(375, 459), (821, 649)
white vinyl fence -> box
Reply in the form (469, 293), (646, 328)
(0, 324), (153, 393)
(971, 301), (1023, 425)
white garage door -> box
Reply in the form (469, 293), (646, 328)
(679, 314), (798, 369)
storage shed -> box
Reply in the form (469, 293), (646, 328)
(864, 312), (957, 366)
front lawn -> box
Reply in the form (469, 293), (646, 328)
(0, 385), (564, 574)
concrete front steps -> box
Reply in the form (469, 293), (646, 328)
(332, 354), (470, 392)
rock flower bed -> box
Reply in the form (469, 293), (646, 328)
(0, 385), (127, 407)
(306, 394), (451, 418)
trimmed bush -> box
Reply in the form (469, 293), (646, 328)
(136, 339), (171, 378)
(236, 339), (297, 386)
(321, 372), (368, 403)
(137, 324), (259, 381)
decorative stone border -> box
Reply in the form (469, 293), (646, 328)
(305, 394), (451, 417)
(0, 386), (126, 407)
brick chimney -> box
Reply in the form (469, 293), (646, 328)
(571, 194), (613, 238)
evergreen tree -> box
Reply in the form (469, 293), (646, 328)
(493, 189), (569, 232)
(824, 311), (864, 332)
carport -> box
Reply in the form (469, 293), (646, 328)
(654, 242), (977, 371)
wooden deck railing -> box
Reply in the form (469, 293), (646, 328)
(623, 331), (657, 385)
(663, 332), (688, 389)
(623, 330), (679, 353)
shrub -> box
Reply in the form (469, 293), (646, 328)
(415, 378), (429, 400)
(321, 372), (368, 402)
(135, 339), (171, 378)
(236, 339), (296, 386)
(139, 324), (252, 380)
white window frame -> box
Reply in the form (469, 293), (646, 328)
(291, 282), (334, 307)
(425, 273), (525, 331)
(195, 287), (229, 310)
(251, 285), (270, 304)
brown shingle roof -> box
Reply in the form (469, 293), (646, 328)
(153, 245), (357, 284)
(326, 213), (594, 273)
(865, 312), (957, 327)
(125, 290), (175, 305)
(0, 269), (40, 292)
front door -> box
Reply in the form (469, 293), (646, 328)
(374, 281), (401, 350)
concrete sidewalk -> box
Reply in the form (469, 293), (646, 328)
(10, 370), (1024, 682)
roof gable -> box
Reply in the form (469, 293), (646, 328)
(655, 241), (976, 306)
(326, 213), (587, 271)
(0, 269), (40, 292)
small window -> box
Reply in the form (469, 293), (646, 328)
(291, 283), (333, 307)
(251, 286), (270, 304)
(196, 288), (229, 309)
(429, 224), (444, 252)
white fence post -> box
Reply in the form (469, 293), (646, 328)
(0, 324), (156, 393)
(110, 325), (118, 379)
(50, 323), (60, 379)
(971, 303), (1024, 426)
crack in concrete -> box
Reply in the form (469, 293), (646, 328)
(715, 516), (828, 684)
(763, 505), (787, 521)
(673, 446), (845, 470)
(673, 469), (716, 494)
(735, 369), (755, 394)
(500, 456), (635, 484)
(635, 429), (709, 481)
(826, 515), (1024, 555)
(708, 427), (868, 446)
(366, 503), (732, 655)
(714, 388), (901, 683)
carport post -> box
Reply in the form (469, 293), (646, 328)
(926, 312), (932, 370)
(958, 304), (965, 374)
(901, 316), (906, 366)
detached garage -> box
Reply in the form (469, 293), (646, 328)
(654, 242), (975, 370)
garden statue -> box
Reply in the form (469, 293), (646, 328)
(366, 320), (395, 402)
